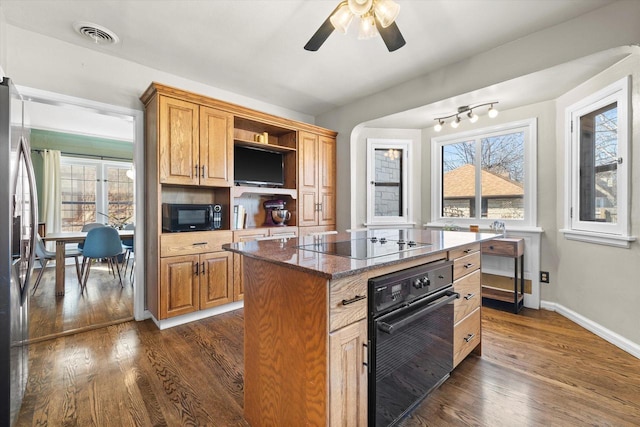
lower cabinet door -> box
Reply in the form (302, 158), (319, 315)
(329, 319), (367, 427)
(160, 254), (199, 319)
(200, 251), (233, 309)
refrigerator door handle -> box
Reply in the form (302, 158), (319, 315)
(13, 135), (38, 303)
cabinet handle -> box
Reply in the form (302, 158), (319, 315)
(363, 342), (370, 373)
(192, 242), (207, 246)
(464, 293), (476, 300)
(201, 165), (206, 178)
(318, 202), (323, 212)
(194, 164), (199, 177)
(342, 294), (366, 305)
(194, 261), (199, 276)
(464, 263), (475, 269)
(201, 262), (205, 275)
(489, 245), (494, 250)
(464, 333), (476, 343)
(463, 248), (473, 253)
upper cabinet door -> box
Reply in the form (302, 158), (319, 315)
(159, 96), (199, 185)
(318, 136), (336, 226)
(298, 131), (319, 226)
(200, 106), (233, 187)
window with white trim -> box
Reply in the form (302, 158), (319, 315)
(562, 76), (634, 247)
(366, 139), (411, 225)
(60, 157), (134, 231)
(431, 119), (537, 228)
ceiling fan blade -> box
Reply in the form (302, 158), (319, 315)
(375, 18), (406, 52)
(304, 17), (335, 51)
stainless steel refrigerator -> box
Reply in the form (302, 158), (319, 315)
(0, 77), (38, 425)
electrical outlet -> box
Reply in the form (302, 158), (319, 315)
(540, 271), (550, 283)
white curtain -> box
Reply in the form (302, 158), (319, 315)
(41, 150), (62, 244)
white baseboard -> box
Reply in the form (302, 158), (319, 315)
(148, 301), (245, 330)
(540, 300), (640, 359)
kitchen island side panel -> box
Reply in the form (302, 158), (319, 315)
(243, 256), (328, 426)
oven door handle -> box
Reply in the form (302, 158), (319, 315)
(377, 291), (460, 335)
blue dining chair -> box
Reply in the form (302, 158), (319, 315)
(121, 223), (135, 283)
(79, 226), (125, 293)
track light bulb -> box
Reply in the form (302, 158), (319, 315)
(451, 116), (460, 128)
(434, 120), (443, 132)
(467, 110), (478, 123)
(488, 104), (499, 118)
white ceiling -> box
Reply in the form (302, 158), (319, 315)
(1, 0), (618, 124)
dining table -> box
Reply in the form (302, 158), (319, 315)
(43, 229), (134, 296)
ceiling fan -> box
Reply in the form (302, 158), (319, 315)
(304, 0), (406, 52)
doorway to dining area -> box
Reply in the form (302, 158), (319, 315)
(20, 86), (144, 342)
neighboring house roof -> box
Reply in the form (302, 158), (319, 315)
(443, 164), (524, 198)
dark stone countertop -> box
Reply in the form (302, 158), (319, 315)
(223, 229), (501, 280)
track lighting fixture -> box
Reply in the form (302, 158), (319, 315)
(433, 102), (499, 132)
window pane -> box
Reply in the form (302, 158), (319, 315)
(579, 102), (617, 224)
(106, 166), (135, 227)
(480, 132), (525, 219)
(442, 141), (475, 218)
(60, 164), (97, 232)
(374, 148), (402, 217)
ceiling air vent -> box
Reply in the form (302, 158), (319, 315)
(73, 21), (119, 45)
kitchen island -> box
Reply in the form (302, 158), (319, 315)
(223, 229), (499, 426)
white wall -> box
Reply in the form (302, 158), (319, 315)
(553, 55), (640, 345)
(2, 24), (313, 124)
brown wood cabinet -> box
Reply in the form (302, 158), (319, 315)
(158, 96), (233, 187)
(159, 231), (233, 319)
(298, 131), (336, 228)
(141, 82), (336, 325)
(450, 242), (482, 368)
(329, 319), (368, 426)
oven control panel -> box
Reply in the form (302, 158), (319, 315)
(369, 260), (453, 316)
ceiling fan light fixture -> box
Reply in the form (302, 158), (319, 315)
(330, 2), (354, 33)
(358, 14), (378, 39)
(374, 0), (400, 28)
(348, 0), (374, 16)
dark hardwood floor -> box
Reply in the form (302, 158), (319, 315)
(29, 261), (134, 341)
(16, 307), (640, 426)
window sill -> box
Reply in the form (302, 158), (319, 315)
(426, 222), (543, 234)
(559, 229), (636, 248)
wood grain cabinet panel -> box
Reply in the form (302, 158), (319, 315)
(298, 131), (336, 228)
(329, 319), (368, 426)
(453, 308), (481, 367)
(159, 96), (199, 185)
(453, 251), (481, 280)
(200, 251), (233, 309)
(199, 106), (233, 187)
(453, 269), (481, 324)
(160, 255), (199, 318)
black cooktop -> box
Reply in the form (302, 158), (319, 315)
(296, 236), (431, 260)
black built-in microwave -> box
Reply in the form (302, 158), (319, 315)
(162, 203), (222, 232)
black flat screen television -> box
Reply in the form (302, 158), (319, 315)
(234, 145), (285, 187)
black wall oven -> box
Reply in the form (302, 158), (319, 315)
(368, 260), (458, 427)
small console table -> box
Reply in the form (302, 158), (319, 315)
(480, 237), (525, 314)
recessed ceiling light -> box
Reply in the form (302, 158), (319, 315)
(73, 21), (119, 45)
